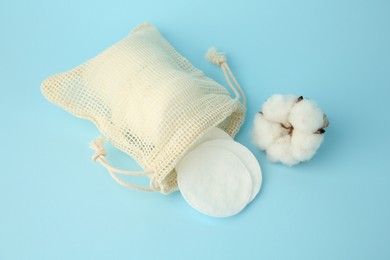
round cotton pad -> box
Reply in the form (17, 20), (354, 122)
(176, 146), (252, 217)
(199, 139), (262, 203)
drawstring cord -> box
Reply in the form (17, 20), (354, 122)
(90, 137), (158, 192)
(206, 48), (246, 107)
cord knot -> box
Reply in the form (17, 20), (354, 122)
(90, 137), (107, 161)
(206, 48), (227, 66)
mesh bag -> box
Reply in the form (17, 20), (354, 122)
(41, 23), (246, 194)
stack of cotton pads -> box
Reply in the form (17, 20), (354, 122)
(176, 127), (262, 217)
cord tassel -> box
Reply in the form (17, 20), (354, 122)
(90, 137), (157, 192)
(206, 48), (246, 107)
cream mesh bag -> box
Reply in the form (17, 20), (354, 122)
(41, 23), (246, 194)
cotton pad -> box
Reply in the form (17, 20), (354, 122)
(198, 139), (262, 203)
(176, 146), (252, 217)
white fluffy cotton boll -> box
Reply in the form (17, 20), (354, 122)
(291, 130), (324, 162)
(266, 135), (299, 166)
(252, 113), (289, 150)
(252, 94), (329, 166)
(262, 94), (297, 125)
(289, 99), (324, 133)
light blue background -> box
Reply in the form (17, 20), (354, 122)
(1, 0), (389, 259)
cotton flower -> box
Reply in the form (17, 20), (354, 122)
(252, 95), (329, 166)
